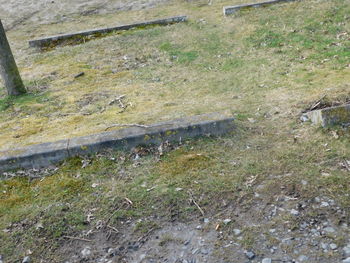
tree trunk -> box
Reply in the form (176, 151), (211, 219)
(0, 20), (26, 96)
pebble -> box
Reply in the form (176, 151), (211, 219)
(290, 209), (299, 216)
(330, 243), (338, 250)
(323, 227), (335, 233)
(320, 242), (328, 250)
(81, 247), (91, 257)
(245, 251), (255, 260)
(262, 258), (272, 263)
(344, 245), (350, 256)
(233, 229), (241, 235)
(320, 201), (329, 207)
(300, 222), (308, 229)
(298, 255), (308, 262)
(200, 248), (209, 255)
(300, 115), (309, 122)
(22, 256), (31, 263)
(223, 219), (232, 225)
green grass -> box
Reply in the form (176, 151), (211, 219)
(0, 0), (349, 151)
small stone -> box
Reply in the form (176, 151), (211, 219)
(300, 114), (309, 122)
(323, 227), (335, 233)
(343, 245), (350, 256)
(343, 257), (350, 263)
(298, 255), (308, 262)
(320, 242), (328, 250)
(35, 222), (44, 230)
(22, 256), (31, 263)
(300, 222), (308, 229)
(320, 201), (329, 207)
(81, 247), (91, 257)
(301, 180), (308, 185)
(262, 258), (272, 263)
(223, 219), (232, 225)
(200, 248), (209, 255)
(233, 229), (241, 235)
(290, 209), (299, 216)
(196, 225), (202, 230)
(204, 218), (210, 224)
(330, 243), (338, 250)
(245, 251), (255, 260)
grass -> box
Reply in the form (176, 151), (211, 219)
(1, 0), (348, 151)
(1, 0), (350, 261)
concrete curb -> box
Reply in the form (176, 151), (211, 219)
(223, 0), (298, 16)
(29, 15), (188, 48)
(0, 113), (235, 172)
(301, 104), (350, 127)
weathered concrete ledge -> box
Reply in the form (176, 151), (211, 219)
(0, 113), (235, 172)
(29, 15), (188, 48)
(223, 0), (298, 16)
(301, 104), (350, 127)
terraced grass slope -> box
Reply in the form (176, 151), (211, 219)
(0, 0), (350, 262)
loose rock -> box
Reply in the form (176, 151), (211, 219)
(245, 251), (255, 260)
(223, 219), (232, 225)
(298, 255), (308, 262)
(22, 256), (31, 263)
(330, 243), (338, 250)
(290, 209), (299, 216)
(233, 229), (241, 235)
(262, 258), (272, 263)
(81, 247), (91, 257)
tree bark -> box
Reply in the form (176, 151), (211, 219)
(0, 20), (26, 96)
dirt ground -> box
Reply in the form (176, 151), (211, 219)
(0, 0), (172, 30)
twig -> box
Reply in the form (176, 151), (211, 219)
(124, 197), (133, 205)
(344, 160), (350, 172)
(105, 124), (149, 131)
(137, 228), (155, 242)
(310, 95), (326, 111)
(109, 95), (126, 106)
(63, 235), (92, 242)
(107, 225), (119, 233)
(189, 191), (205, 216)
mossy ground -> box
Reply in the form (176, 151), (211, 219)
(1, 0), (349, 150)
(1, 0), (350, 261)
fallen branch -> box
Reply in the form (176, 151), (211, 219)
(109, 95), (126, 106)
(63, 235), (92, 242)
(105, 124), (149, 131)
(189, 191), (205, 216)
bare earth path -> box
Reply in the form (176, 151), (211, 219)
(0, 0), (172, 30)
